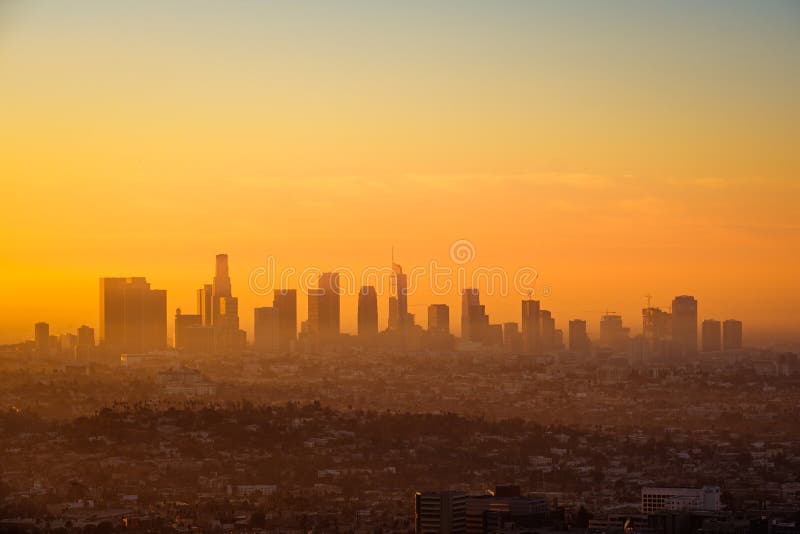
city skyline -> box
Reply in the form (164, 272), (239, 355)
(20, 252), (751, 356)
(1, 2), (798, 530)
(1, 1), (799, 345)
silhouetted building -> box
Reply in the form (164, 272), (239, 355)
(540, 309), (556, 352)
(672, 295), (698, 357)
(212, 254), (232, 311)
(599, 314), (630, 353)
(100, 277), (167, 353)
(569, 319), (590, 355)
(76, 325), (94, 361)
(461, 288), (481, 341)
(642, 305), (673, 358)
(723, 319), (742, 350)
(212, 254), (245, 351)
(358, 286), (379, 339)
(308, 272), (341, 350)
(420, 304), (453, 351)
(501, 322), (521, 353)
(193, 255), (246, 353)
(521, 299), (541, 354)
(273, 289), (297, 351)
(174, 309), (202, 350)
(466, 486), (548, 534)
(59, 333), (77, 356)
(701, 319), (721, 352)
(485, 323), (504, 346)
(254, 306), (280, 352)
(553, 328), (564, 350)
(298, 320), (313, 353)
(389, 262), (410, 331)
(415, 490), (466, 534)
(34, 322), (49, 357)
(459, 289), (494, 345)
(427, 304), (450, 335)
(467, 304), (489, 343)
(197, 284), (213, 326)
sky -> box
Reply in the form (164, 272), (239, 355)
(1, 1), (799, 345)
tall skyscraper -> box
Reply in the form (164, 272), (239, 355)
(308, 272), (341, 350)
(461, 289), (490, 343)
(358, 286), (379, 338)
(76, 325), (94, 361)
(59, 333), (77, 356)
(503, 322), (522, 353)
(722, 319), (743, 350)
(642, 307), (672, 343)
(460, 288), (481, 341)
(197, 284), (213, 326)
(213, 254), (232, 305)
(214, 254), (242, 350)
(34, 322), (49, 357)
(540, 309), (555, 352)
(472, 305), (490, 343)
(100, 277), (167, 353)
(195, 254), (246, 353)
(701, 319), (722, 352)
(388, 261), (410, 331)
(466, 304), (489, 343)
(568, 319), (590, 355)
(415, 491), (467, 534)
(521, 299), (541, 355)
(485, 323), (503, 346)
(599, 314), (630, 352)
(672, 295), (698, 357)
(174, 309), (203, 351)
(642, 305), (672, 358)
(273, 289), (298, 351)
(254, 306), (280, 352)
(427, 304), (450, 335)
(553, 328), (564, 350)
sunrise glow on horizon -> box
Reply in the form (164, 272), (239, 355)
(1, 1), (799, 345)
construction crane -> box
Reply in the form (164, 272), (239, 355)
(581, 309), (618, 316)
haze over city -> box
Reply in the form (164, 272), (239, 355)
(2, 1), (799, 345)
(2, 2), (800, 533)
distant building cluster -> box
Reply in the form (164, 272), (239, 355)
(415, 485), (723, 534)
(415, 486), (549, 534)
(640, 486), (721, 514)
(26, 254), (746, 364)
(175, 254), (247, 353)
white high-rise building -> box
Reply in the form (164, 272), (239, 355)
(641, 486), (720, 513)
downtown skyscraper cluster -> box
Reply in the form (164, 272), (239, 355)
(29, 253), (746, 362)
(174, 254), (247, 354)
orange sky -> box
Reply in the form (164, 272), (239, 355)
(1, 2), (798, 345)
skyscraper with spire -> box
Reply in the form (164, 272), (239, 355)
(194, 254), (245, 353)
(388, 258), (409, 331)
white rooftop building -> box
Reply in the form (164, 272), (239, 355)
(641, 486), (721, 513)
